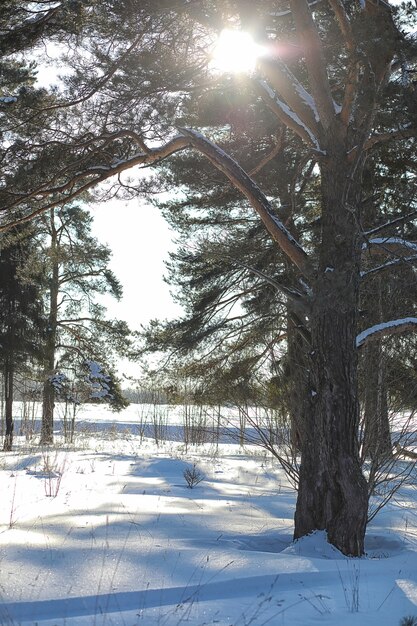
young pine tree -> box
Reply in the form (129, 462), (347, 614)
(38, 204), (131, 444)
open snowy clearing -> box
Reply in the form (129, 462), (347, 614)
(0, 404), (417, 625)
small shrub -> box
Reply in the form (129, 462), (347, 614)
(41, 450), (67, 497)
(183, 463), (204, 488)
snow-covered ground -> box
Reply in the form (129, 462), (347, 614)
(1, 404), (417, 625)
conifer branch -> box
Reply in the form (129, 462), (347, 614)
(179, 128), (313, 278)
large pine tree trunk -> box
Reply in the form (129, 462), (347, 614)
(294, 140), (369, 556)
(3, 361), (14, 451)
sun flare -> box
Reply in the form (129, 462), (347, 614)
(211, 29), (263, 74)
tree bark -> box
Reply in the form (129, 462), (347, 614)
(362, 340), (391, 462)
(3, 360), (14, 451)
(286, 315), (308, 451)
(294, 134), (369, 556)
(40, 210), (59, 445)
(41, 376), (55, 445)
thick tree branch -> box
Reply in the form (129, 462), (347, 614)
(357, 318), (417, 348)
(328, 0), (354, 50)
(328, 0), (358, 127)
(253, 79), (323, 151)
(179, 127), (313, 278)
(0, 135), (190, 230)
(340, 60), (359, 128)
(2, 126), (313, 281)
(256, 57), (319, 136)
(290, 0), (335, 129)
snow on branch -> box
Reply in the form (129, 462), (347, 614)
(362, 237), (417, 255)
(0, 96), (18, 104)
(84, 360), (113, 400)
(254, 79), (324, 152)
(356, 318), (417, 348)
(290, 0), (335, 129)
(256, 58), (319, 133)
(49, 372), (69, 394)
(179, 127), (313, 278)
(361, 255), (417, 278)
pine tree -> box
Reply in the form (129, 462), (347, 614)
(0, 225), (45, 450)
(0, 0), (416, 555)
(38, 204), (131, 444)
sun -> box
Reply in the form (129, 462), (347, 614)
(211, 29), (263, 74)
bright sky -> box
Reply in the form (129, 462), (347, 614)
(88, 28), (264, 381)
(90, 199), (182, 381)
(31, 27), (266, 382)
(32, 27), (273, 382)
(33, 56), (183, 381)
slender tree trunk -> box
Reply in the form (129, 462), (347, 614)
(3, 361), (14, 451)
(362, 340), (391, 462)
(362, 273), (391, 462)
(294, 138), (368, 556)
(41, 210), (59, 445)
(41, 375), (55, 445)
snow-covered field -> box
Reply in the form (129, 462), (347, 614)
(1, 403), (417, 625)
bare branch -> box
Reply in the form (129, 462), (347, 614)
(249, 129), (284, 177)
(364, 127), (417, 151)
(364, 210), (417, 237)
(394, 444), (417, 461)
(233, 260), (310, 318)
(361, 255), (417, 278)
(32, 32), (147, 116)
